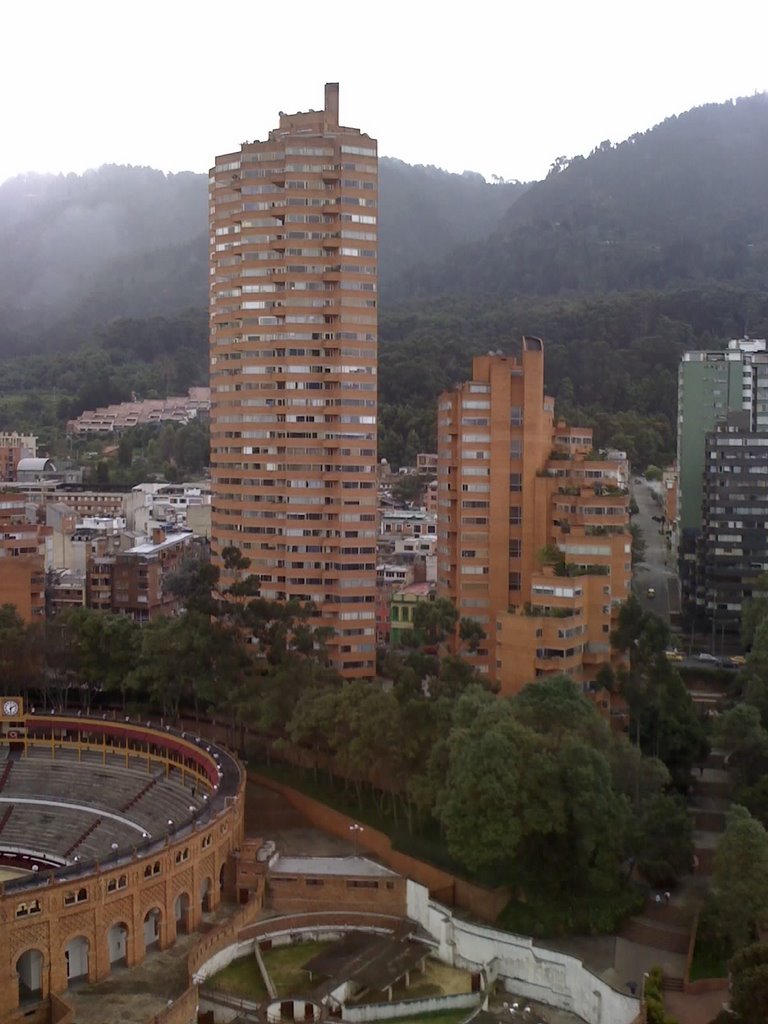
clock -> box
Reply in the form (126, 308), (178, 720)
(2, 700), (19, 717)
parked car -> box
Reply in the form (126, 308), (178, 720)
(646, 587), (656, 598)
(665, 649), (684, 662)
(696, 652), (719, 663)
(732, 655), (747, 666)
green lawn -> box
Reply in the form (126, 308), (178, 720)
(205, 953), (269, 1000)
(689, 932), (730, 981)
(262, 941), (334, 996)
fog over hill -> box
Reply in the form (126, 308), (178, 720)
(3, 94), (766, 353)
(0, 159), (525, 354)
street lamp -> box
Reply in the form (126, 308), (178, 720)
(349, 822), (364, 858)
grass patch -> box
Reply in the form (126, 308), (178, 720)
(205, 954), (268, 1000)
(689, 930), (730, 981)
(262, 941), (334, 996)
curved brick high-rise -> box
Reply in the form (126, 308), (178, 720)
(209, 84), (377, 678)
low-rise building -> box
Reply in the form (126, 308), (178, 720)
(67, 387), (210, 436)
(390, 581), (435, 646)
(127, 481), (211, 534)
(380, 508), (437, 539)
(0, 432), (37, 481)
(47, 569), (87, 616)
(0, 493), (51, 621)
(110, 528), (197, 622)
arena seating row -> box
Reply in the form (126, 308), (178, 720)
(0, 745), (211, 863)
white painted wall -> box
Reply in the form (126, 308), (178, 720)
(65, 936), (89, 980)
(406, 881), (639, 1024)
(17, 949), (43, 992)
(344, 992), (480, 1022)
(194, 927), (392, 984)
(144, 910), (160, 948)
(108, 923), (128, 963)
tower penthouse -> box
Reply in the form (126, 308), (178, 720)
(209, 84), (378, 678)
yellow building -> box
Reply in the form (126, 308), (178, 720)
(390, 581), (434, 646)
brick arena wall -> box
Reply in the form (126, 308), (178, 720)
(268, 871), (407, 916)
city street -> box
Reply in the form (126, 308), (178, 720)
(630, 478), (679, 625)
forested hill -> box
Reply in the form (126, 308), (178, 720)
(396, 93), (768, 299)
(378, 162), (526, 289)
(0, 159), (525, 355)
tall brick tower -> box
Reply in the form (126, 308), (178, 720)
(209, 85), (378, 678)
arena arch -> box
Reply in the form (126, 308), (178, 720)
(16, 948), (44, 1004)
(200, 875), (213, 913)
(107, 921), (129, 967)
(174, 892), (191, 934)
(64, 935), (89, 985)
(143, 907), (162, 951)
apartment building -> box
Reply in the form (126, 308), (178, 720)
(209, 83), (378, 678)
(678, 338), (768, 617)
(0, 493), (50, 622)
(698, 412), (768, 630)
(86, 528), (196, 622)
(0, 432), (37, 481)
(437, 337), (630, 694)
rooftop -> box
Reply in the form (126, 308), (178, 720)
(270, 855), (398, 878)
(124, 531), (193, 555)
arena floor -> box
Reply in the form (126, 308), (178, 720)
(0, 867), (28, 881)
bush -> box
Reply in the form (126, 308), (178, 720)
(498, 880), (646, 938)
(644, 966), (678, 1024)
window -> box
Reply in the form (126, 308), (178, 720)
(64, 888), (88, 906)
(509, 507), (522, 525)
(107, 875), (128, 893)
(509, 572), (521, 591)
(16, 899), (41, 917)
(510, 473), (522, 492)
(509, 539), (521, 557)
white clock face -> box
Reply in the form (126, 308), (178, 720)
(3, 700), (19, 716)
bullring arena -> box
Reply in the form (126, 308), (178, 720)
(0, 701), (245, 1022)
(0, 701), (642, 1024)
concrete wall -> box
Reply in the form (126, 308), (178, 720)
(407, 881), (639, 1024)
(344, 992), (480, 1022)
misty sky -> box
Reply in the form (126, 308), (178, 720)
(3, 0), (767, 185)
